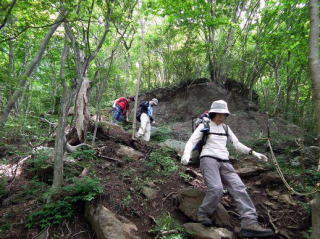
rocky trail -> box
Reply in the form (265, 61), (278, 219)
(0, 80), (317, 239)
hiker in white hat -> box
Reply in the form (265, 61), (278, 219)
(135, 98), (158, 141)
(181, 99), (273, 238)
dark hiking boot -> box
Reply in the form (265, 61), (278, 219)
(240, 223), (274, 238)
(198, 215), (213, 227)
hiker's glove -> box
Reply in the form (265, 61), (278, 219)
(181, 155), (190, 165)
(152, 120), (156, 124)
(252, 151), (268, 162)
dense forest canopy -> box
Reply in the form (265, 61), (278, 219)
(0, 0), (315, 132)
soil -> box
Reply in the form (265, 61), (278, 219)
(0, 136), (310, 239)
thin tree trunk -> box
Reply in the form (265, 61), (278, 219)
(52, 37), (71, 188)
(64, 2), (111, 143)
(0, 11), (66, 127)
(309, 0), (320, 238)
(132, 0), (145, 139)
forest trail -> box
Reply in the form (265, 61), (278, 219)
(0, 80), (316, 239)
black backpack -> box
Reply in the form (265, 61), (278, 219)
(189, 122), (229, 167)
(136, 101), (149, 122)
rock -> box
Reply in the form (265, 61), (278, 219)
(215, 203), (232, 228)
(178, 188), (232, 228)
(159, 139), (186, 156)
(301, 146), (320, 168)
(260, 172), (282, 185)
(116, 145), (144, 161)
(178, 188), (205, 221)
(247, 102), (259, 112)
(279, 194), (296, 206)
(64, 156), (77, 163)
(183, 223), (234, 239)
(236, 165), (269, 177)
(141, 186), (158, 200)
(290, 156), (301, 167)
(85, 203), (140, 239)
(263, 200), (279, 210)
(266, 189), (280, 199)
(101, 162), (112, 169)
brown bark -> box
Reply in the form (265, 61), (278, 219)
(309, 0), (320, 238)
(132, 0), (145, 139)
(74, 77), (92, 142)
(52, 37), (73, 188)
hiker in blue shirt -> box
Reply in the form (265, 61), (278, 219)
(136, 98), (158, 141)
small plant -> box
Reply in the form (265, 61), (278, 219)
(149, 213), (187, 239)
(145, 148), (178, 176)
(122, 156), (132, 162)
(27, 176), (103, 229)
(28, 150), (52, 171)
(151, 127), (171, 142)
(122, 193), (132, 206)
(70, 149), (97, 160)
(0, 175), (8, 198)
(179, 172), (193, 182)
(0, 222), (10, 234)
(22, 179), (48, 197)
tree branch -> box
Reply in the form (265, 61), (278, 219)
(0, 0), (17, 31)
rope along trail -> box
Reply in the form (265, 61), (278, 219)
(267, 138), (320, 196)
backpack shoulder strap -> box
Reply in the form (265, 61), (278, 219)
(222, 124), (229, 137)
(201, 121), (210, 145)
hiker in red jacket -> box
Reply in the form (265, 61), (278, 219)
(112, 96), (135, 123)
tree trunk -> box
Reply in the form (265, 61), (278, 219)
(131, 0), (145, 139)
(52, 38), (70, 188)
(309, 0), (320, 238)
(64, 2), (111, 143)
(74, 77), (92, 142)
(0, 11), (66, 127)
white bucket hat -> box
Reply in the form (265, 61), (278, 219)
(208, 100), (230, 115)
(151, 98), (158, 105)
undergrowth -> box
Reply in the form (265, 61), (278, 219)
(26, 176), (103, 229)
(151, 127), (171, 142)
(149, 213), (187, 239)
(144, 147), (178, 176)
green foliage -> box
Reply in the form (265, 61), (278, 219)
(144, 148), (178, 176)
(70, 149), (97, 161)
(2, 115), (55, 148)
(27, 177), (103, 229)
(0, 222), (10, 235)
(122, 193), (132, 206)
(29, 150), (52, 171)
(0, 176), (8, 199)
(22, 179), (48, 197)
(27, 149), (53, 183)
(149, 213), (187, 239)
(179, 172), (193, 182)
(151, 127), (172, 142)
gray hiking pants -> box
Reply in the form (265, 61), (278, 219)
(198, 156), (258, 227)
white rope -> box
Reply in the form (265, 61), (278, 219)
(267, 139), (320, 196)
